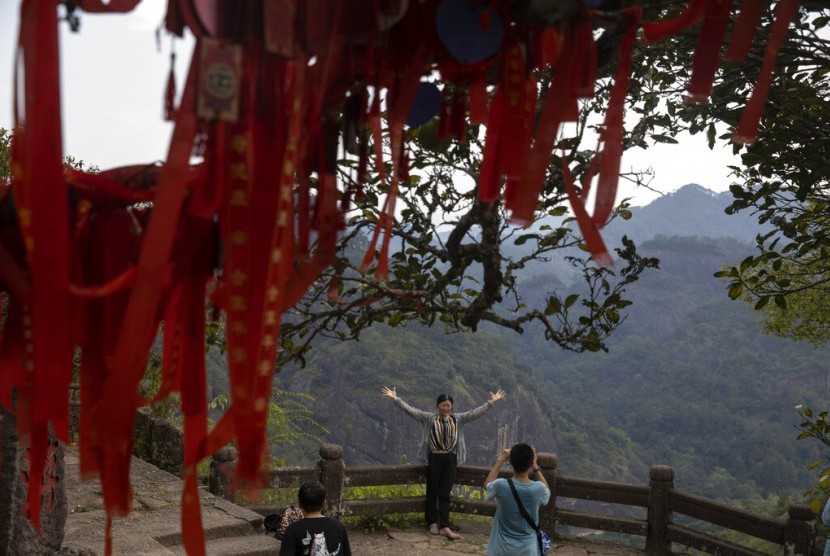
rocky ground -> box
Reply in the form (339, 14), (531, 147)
(347, 519), (644, 555)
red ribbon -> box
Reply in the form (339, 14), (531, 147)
(686, 0), (733, 104)
(77, 210), (133, 480)
(561, 157), (613, 267)
(95, 52), (200, 522)
(14, 7), (74, 523)
(593, 9), (640, 230)
(495, 39), (531, 181)
(509, 26), (578, 225)
(76, 0), (142, 13)
(503, 77), (537, 209)
(733, 0), (801, 145)
(468, 75), (489, 125)
(178, 226), (213, 556)
(641, 0), (707, 43)
(725, 0), (765, 61)
(478, 88), (505, 202)
(67, 168), (154, 204)
(571, 18), (596, 98)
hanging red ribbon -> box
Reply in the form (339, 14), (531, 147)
(13, 4), (75, 528)
(95, 52), (200, 523)
(725, 0), (765, 61)
(641, 0), (707, 43)
(733, 0), (801, 145)
(561, 157), (613, 267)
(468, 75), (489, 125)
(76, 0), (142, 13)
(508, 25), (578, 225)
(593, 9), (641, 230)
(686, 0), (733, 104)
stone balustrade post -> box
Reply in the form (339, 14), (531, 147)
(536, 452), (558, 534)
(209, 445), (238, 503)
(0, 397), (66, 555)
(318, 444), (345, 517)
(646, 465), (674, 556)
(784, 503), (817, 556)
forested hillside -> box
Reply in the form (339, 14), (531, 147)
(509, 234), (826, 500)
(214, 184), (825, 508)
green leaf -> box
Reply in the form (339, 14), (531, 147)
(545, 297), (561, 315)
(727, 283), (744, 300)
(651, 134), (679, 144)
(754, 296), (769, 310)
(514, 234), (539, 246)
(564, 294), (579, 309)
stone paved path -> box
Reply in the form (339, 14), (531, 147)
(348, 519), (644, 555)
(61, 445), (643, 555)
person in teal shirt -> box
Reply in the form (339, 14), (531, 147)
(484, 443), (550, 555)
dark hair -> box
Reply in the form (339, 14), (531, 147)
(436, 394), (454, 406)
(509, 443), (534, 473)
(297, 481), (327, 512)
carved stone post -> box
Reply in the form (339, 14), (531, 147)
(318, 444), (344, 517)
(209, 445), (238, 503)
(536, 452), (557, 534)
(646, 465), (674, 556)
(783, 503), (816, 556)
(0, 399), (67, 556)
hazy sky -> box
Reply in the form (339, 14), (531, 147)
(0, 1), (740, 207)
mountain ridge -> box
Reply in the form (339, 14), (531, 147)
(265, 184), (824, 507)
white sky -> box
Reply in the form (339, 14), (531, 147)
(0, 0), (740, 207)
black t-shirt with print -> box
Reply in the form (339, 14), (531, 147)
(279, 516), (351, 556)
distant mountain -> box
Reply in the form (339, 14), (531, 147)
(507, 234), (826, 499)
(603, 183), (767, 246)
(208, 182), (824, 509)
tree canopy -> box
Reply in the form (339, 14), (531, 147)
(3, 1), (830, 551)
(679, 5), (830, 341)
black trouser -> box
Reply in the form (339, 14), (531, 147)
(425, 452), (457, 528)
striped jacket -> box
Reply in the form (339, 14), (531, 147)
(393, 397), (494, 465)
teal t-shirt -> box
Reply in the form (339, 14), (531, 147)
(486, 478), (550, 556)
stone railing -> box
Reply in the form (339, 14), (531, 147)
(69, 383), (185, 477)
(209, 444), (823, 556)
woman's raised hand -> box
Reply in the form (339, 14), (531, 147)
(489, 388), (506, 403)
(381, 386), (398, 400)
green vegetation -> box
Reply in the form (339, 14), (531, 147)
(138, 325), (327, 467)
(0, 128), (10, 184)
(796, 406), (830, 511)
(341, 484), (427, 531)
